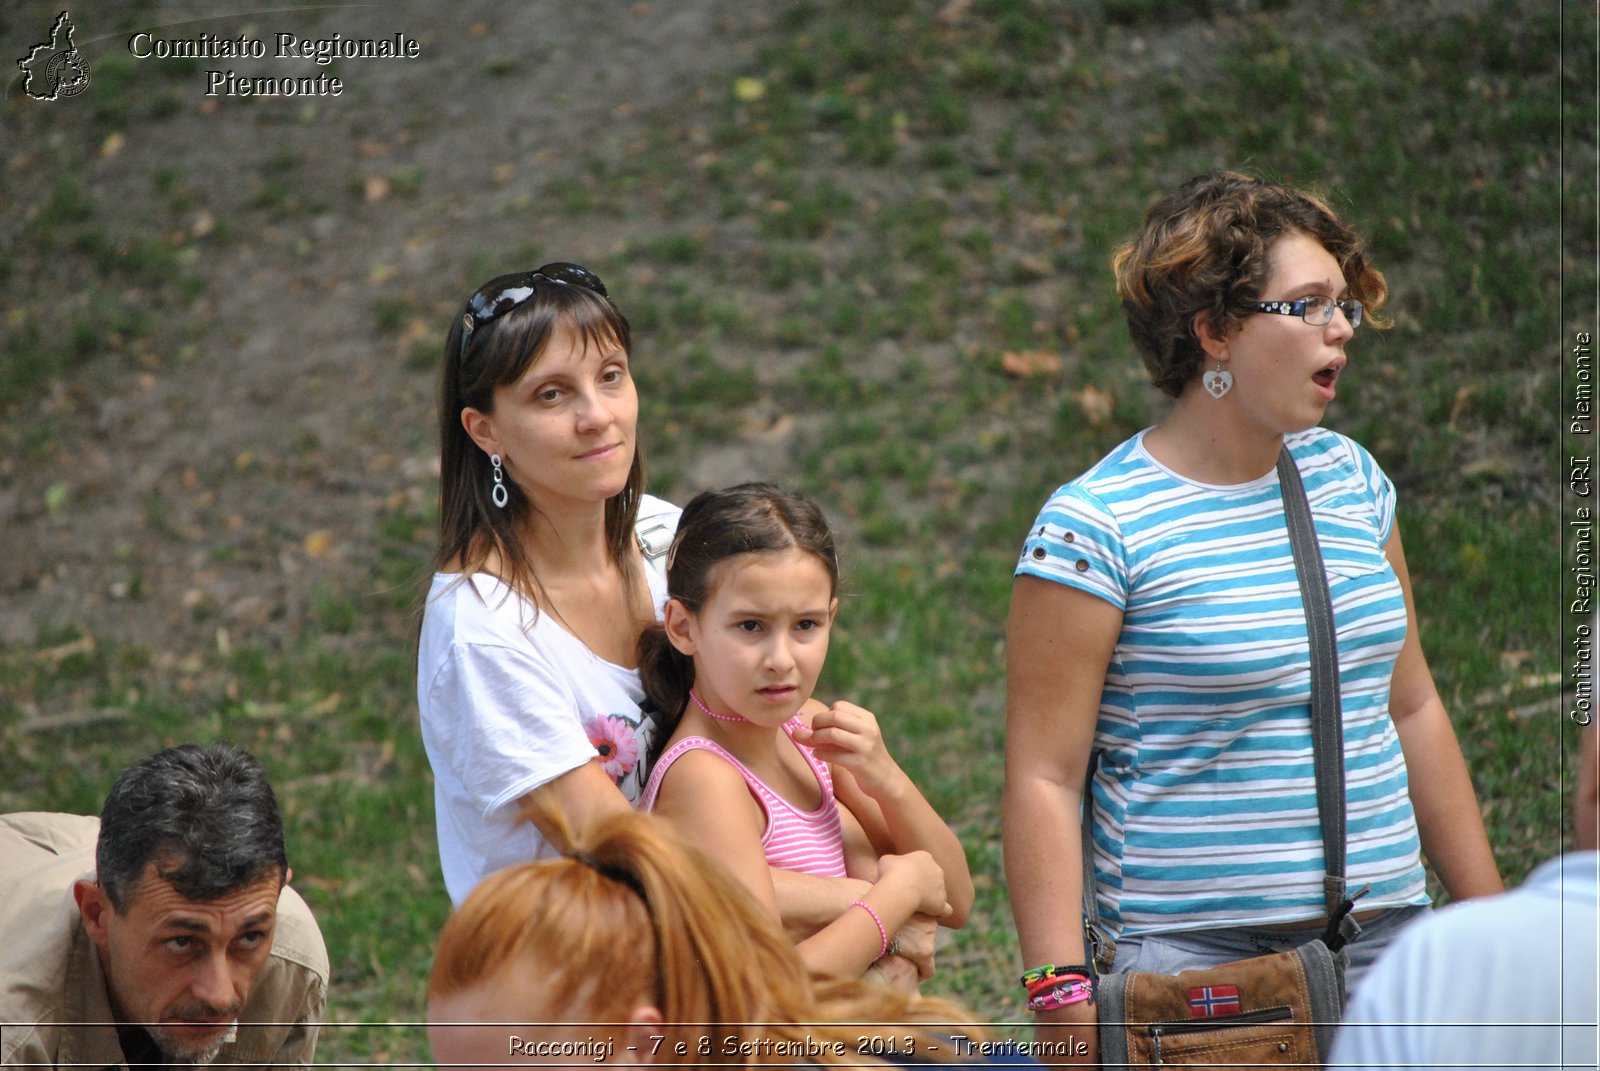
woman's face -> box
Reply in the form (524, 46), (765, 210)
(428, 961), (656, 1067)
(463, 318), (638, 512)
(1210, 231), (1356, 435)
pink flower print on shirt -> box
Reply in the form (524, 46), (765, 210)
(583, 714), (639, 781)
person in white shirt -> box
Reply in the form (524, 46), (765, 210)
(1329, 721), (1599, 1070)
(417, 264), (928, 982)
(418, 261), (678, 906)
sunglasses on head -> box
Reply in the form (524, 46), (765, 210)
(457, 262), (609, 362)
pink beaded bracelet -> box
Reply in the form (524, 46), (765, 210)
(848, 899), (889, 960)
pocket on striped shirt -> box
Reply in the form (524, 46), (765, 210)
(1321, 540), (1390, 582)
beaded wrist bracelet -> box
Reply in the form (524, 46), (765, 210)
(849, 900), (889, 961)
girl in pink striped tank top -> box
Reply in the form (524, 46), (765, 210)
(637, 483), (974, 983)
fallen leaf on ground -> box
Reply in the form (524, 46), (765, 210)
(1000, 349), (1061, 378)
(1077, 385), (1114, 426)
(739, 413), (796, 442)
(1013, 254), (1051, 278)
(304, 529), (335, 557)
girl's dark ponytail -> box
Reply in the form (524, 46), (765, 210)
(638, 623), (693, 768)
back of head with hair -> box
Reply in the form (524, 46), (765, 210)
(1111, 169), (1390, 398)
(636, 482), (839, 764)
(431, 267), (644, 606)
(96, 743), (287, 913)
(429, 805), (979, 1064)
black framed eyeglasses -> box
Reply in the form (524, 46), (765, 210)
(1253, 295), (1363, 328)
(457, 262), (609, 360)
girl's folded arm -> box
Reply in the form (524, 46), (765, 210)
(799, 700), (973, 927)
(828, 751), (973, 928)
(653, 753), (873, 939)
(770, 867), (873, 940)
(650, 747), (925, 979)
(837, 798), (880, 881)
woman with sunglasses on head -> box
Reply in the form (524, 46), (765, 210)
(419, 263), (679, 907)
(428, 806), (1038, 1068)
(417, 267), (923, 975)
(1002, 172), (1503, 1061)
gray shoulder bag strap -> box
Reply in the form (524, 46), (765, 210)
(1277, 446), (1369, 950)
(1080, 447), (1368, 972)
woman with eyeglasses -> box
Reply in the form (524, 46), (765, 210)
(1002, 172), (1503, 1060)
(417, 263), (684, 907)
(428, 806), (1038, 1068)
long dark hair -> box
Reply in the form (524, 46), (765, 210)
(429, 267), (645, 615)
(638, 483), (839, 766)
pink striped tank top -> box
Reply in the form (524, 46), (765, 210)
(640, 717), (848, 878)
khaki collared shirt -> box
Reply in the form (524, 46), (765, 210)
(0, 813), (329, 1069)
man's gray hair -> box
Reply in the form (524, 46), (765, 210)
(96, 743), (287, 912)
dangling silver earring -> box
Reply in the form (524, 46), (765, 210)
(489, 453), (509, 509)
(1202, 362), (1233, 399)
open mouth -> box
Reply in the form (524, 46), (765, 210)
(1312, 364), (1341, 390)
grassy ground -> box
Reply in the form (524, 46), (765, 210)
(1, 0), (1591, 1063)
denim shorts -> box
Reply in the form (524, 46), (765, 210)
(1108, 905), (1429, 999)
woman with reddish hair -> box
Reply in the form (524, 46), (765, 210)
(428, 808), (1034, 1068)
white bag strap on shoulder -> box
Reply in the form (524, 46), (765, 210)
(636, 518), (673, 563)
(634, 497), (676, 564)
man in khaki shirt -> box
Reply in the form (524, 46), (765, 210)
(1, 744), (329, 1069)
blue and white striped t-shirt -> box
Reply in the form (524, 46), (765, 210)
(1016, 427), (1429, 936)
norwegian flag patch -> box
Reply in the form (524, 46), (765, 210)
(1188, 985), (1242, 1018)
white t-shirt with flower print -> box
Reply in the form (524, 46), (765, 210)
(417, 496), (678, 905)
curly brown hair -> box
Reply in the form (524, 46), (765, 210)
(1112, 170), (1391, 398)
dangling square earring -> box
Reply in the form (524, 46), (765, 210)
(1202, 363), (1233, 399)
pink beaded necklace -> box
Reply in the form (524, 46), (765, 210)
(690, 688), (748, 724)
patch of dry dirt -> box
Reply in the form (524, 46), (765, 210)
(2, 1), (783, 662)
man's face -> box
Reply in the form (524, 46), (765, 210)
(75, 863), (282, 1062)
